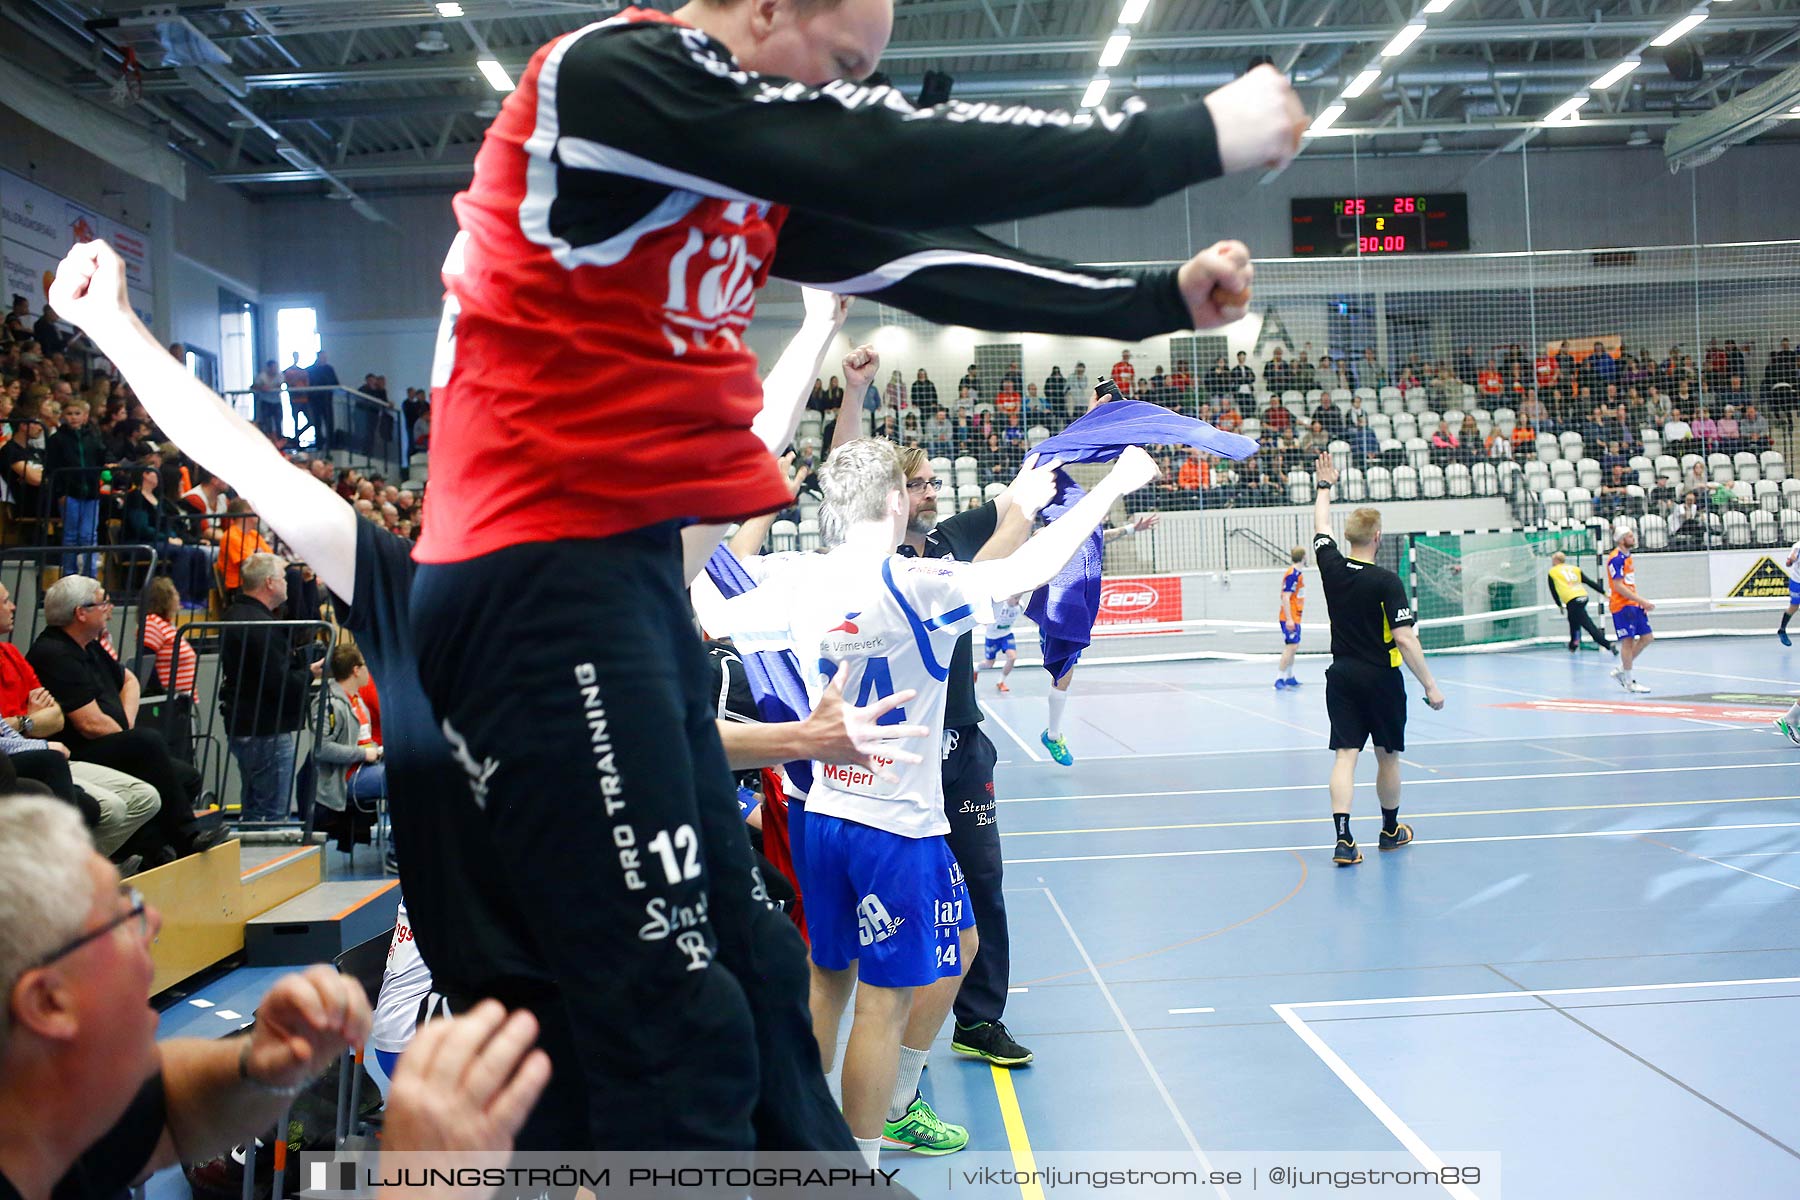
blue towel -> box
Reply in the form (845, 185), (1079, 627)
(1026, 400), (1259, 678)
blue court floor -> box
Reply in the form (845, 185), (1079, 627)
(158, 637), (1800, 1200)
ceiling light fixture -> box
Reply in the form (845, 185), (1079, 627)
(1590, 59), (1641, 90)
(1119, 0), (1151, 25)
(1421, 0), (1459, 12)
(1081, 78), (1111, 108)
(1543, 94), (1588, 124)
(1342, 68), (1381, 98)
(1651, 12), (1708, 47)
(1380, 21), (1427, 58)
(476, 58), (515, 92)
(434, 2), (463, 15)
(1098, 33), (1131, 69)
(1308, 103), (1347, 135)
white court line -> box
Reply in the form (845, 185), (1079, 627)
(215, 1010), (241, 1020)
(1635, 664), (1800, 689)
(187, 998), (214, 1009)
(1168, 1007), (1216, 1015)
(1271, 1004), (1479, 1200)
(1041, 887), (1231, 1198)
(1008, 987), (1030, 994)
(998, 759), (1800, 805)
(979, 699), (1043, 762)
(1639, 837), (1800, 894)
(1003, 821), (1800, 866)
(1270, 977), (1800, 1200)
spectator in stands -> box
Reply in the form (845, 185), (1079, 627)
(824, 374), (845, 412)
(1264, 394), (1294, 435)
(910, 368), (938, 409)
(1215, 395), (1243, 433)
(1717, 406), (1742, 454)
(952, 412), (979, 459)
(44, 399), (105, 577)
(1299, 420), (1331, 457)
(1176, 448), (1207, 493)
(140, 578), (196, 699)
(0, 796), (552, 1200)
(119, 464), (187, 587)
(1456, 414), (1482, 463)
(1646, 386), (1672, 426)
(220, 553), (320, 823)
(218, 498), (272, 595)
(1429, 419), (1460, 465)
(1764, 337), (1798, 404)
(27, 575), (220, 861)
(1229, 351), (1254, 393)
(2, 412), (45, 523)
(1741, 404), (1770, 451)
(1721, 374), (1750, 413)
(958, 363), (980, 397)
(1310, 392), (1345, 438)
(1483, 423), (1511, 459)
(1669, 491), (1706, 546)
(1001, 360), (1022, 389)
(1477, 359), (1503, 397)
(924, 409), (952, 458)
(805, 379), (827, 412)
(1206, 355), (1233, 398)
(1703, 338), (1729, 393)
(312, 642), (386, 851)
(994, 375), (1021, 419)
(1348, 415), (1380, 464)
(1427, 363), (1458, 408)
(1043, 366), (1066, 412)
(883, 369), (904, 410)
(1022, 383), (1050, 423)
(1291, 350), (1317, 393)
(1355, 349), (1385, 390)
(1264, 346), (1292, 394)
(1596, 465), (1633, 518)
(1691, 408), (1719, 450)
(1066, 362), (1090, 410)
(1111, 349), (1136, 396)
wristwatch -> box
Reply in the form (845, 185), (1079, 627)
(19, 715), (34, 736)
(1316, 480), (1334, 490)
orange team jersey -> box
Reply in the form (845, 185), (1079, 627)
(1607, 548), (1636, 612)
(221, 524), (272, 589)
(1279, 566), (1305, 625)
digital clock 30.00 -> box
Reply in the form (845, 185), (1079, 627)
(1290, 193), (1470, 257)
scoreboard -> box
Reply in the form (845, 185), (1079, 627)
(1290, 193), (1471, 257)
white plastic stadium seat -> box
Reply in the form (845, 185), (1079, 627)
(1366, 465), (1393, 500)
(1559, 431), (1584, 458)
(1393, 465), (1419, 499)
(1731, 481), (1754, 507)
(954, 455), (979, 487)
(797, 493), (821, 523)
(1341, 467), (1367, 501)
(1626, 484), (1646, 512)
(1536, 434), (1559, 464)
(1026, 425), (1050, 446)
(1472, 462), (1498, 496)
(1379, 386), (1402, 405)
(1640, 431), (1662, 459)
(1394, 415), (1419, 442)
(930, 456), (953, 478)
(1577, 458), (1601, 490)
(1445, 463), (1472, 497)
(984, 482), (1006, 501)
(769, 519), (799, 553)
(797, 518), (821, 551)
(1752, 508), (1778, 545)
(1640, 513), (1670, 550)
(1724, 509), (1751, 547)
(1762, 450), (1786, 482)
(1784, 509), (1800, 544)
(1709, 453), (1733, 484)
(1288, 469), (1312, 505)
(1541, 487), (1568, 524)
(1756, 480), (1781, 512)
(1735, 452), (1760, 483)
(1369, 414), (1393, 439)
(1567, 486), (1593, 521)
(1240, 419), (1262, 442)
(1421, 410), (1441, 430)
(1551, 461), (1577, 492)
(1630, 455), (1654, 488)
(1421, 463), (1446, 498)
(1655, 454), (1679, 477)
(1331, 389), (1353, 405)
(1380, 393), (1404, 416)
(1405, 388), (1429, 415)
(1497, 460), (1522, 497)
(1523, 461), (1550, 493)
(1406, 438), (1430, 472)
(1783, 479), (1800, 511)
(1328, 440), (1351, 473)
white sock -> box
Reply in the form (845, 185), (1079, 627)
(888, 1046), (930, 1121)
(1047, 688), (1069, 740)
(855, 1136), (883, 1168)
(1784, 701), (1800, 724)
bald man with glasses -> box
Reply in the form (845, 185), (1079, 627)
(0, 796), (548, 1200)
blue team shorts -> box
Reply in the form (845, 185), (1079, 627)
(1789, 579), (1800, 605)
(1280, 620), (1303, 646)
(984, 634), (1016, 660)
(799, 811), (974, 987)
(1613, 604), (1652, 639)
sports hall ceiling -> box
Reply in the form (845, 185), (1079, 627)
(4, 0), (1799, 202)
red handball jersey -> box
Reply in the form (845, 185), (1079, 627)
(417, 8), (1235, 563)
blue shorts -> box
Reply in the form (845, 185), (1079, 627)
(1280, 620), (1302, 646)
(1613, 605), (1652, 639)
(984, 634), (1016, 660)
(1789, 579), (1800, 604)
(799, 812), (974, 987)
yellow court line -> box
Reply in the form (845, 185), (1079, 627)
(1000, 794), (1800, 838)
(990, 1064), (1046, 1200)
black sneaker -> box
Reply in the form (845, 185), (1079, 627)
(1333, 837), (1363, 866)
(1379, 823), (1415, 851)
(951, 1019), (1035, 1067)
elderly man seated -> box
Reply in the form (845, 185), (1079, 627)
(26, 575), (223, 862)
(0, 796), (550, 1200)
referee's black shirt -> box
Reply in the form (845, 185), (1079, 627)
(1313, 532), (1416, 670)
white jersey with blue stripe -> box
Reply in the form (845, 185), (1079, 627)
(709, 547), (992, 838)
(987, 598), (1022, 639)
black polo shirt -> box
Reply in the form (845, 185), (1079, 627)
(1314, 532), (1415, 671)
(28, 627), (128, 748)
(0, 1075), (165, 1200)
(898, 501), (999, 730)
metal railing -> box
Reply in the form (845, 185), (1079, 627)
(224, 385), (404, 480)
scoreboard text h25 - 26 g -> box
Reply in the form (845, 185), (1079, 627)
(1290, 193), (1470, 257)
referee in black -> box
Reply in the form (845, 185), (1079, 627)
(1311, 452), (1445, 866)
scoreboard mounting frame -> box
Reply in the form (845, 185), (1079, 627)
(1289, 193), (1470, 257)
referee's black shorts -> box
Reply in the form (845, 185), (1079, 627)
(1326, 659), (1408, 753)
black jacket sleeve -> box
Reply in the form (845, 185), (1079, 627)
(552, 22), (1224, 231)
(772, 212), (1191, 339)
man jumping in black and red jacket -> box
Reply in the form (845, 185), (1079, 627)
(410, 0), (1307, 1157)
